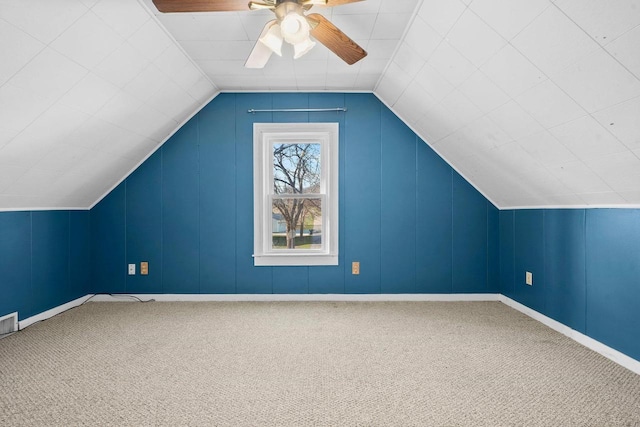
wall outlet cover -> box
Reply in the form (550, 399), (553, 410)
(526, 271), (533, 286)
(352, 261), (360, 275)
(128, 264), (136, 275)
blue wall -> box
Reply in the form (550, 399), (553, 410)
(1, 92), (638, 366)
(90, 93), (499, 295)
(0, 210), (90, 320)
(500, 208), (640, 361)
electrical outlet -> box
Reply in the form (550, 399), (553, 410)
(140, 262), (149, 275)
(352, 262), (360, 275)
(526, 271), (533, 286)
(128, 264), (136, 275)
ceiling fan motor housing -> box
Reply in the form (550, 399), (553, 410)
(275, 1), (304, 20)
(275, 0), (304, 5)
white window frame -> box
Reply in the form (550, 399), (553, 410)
(253, 122), (339, 266)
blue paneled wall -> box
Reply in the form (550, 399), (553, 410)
(0, 210), (90, 320)
(90, 93), (499, 295)
(1, 92), (638, 365)
(500, 209), (640, 361)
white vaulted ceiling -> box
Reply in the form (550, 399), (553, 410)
(1, 0), (640, 210)
(0, 0), (217, 209)
(378, 0), (640, 207)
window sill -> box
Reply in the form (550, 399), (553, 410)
(253, 254), (338, 266)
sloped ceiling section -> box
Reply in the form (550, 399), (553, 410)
(0, 0), (217, 210)
(2, 0), (640, 211)
(376, 0), (640, 208)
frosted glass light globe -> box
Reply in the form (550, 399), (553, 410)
(280, 15), (301, 35)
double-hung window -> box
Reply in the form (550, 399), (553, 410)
(253, 122), (338, 266)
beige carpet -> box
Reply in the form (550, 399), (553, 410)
(1, 301), (639, 426)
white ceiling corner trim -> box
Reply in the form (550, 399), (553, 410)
(88, 89), (221, 211)
(373, 92), (501, 208)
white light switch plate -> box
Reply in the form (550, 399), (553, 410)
(128, 264), (136, 275)
(526, 271), (533, 286)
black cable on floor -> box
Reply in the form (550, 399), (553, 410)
(0, 293), (155, 338)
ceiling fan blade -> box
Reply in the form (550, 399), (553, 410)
(152, 0), (252, 13)
(245, 20), (277, 69)
(324, 0), (365, 6)
(307, 13), (367, 65)
(301, 0), (364, 9)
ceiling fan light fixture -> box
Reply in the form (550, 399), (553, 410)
(280, 12), (310, 44)
(293, 37), (316, 59)
(258, 23), (284, 56)
(181, 0), (368, 69)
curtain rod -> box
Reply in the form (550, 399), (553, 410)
(247, 108), (347, 114)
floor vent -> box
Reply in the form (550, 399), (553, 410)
(0, 312), (18, 337)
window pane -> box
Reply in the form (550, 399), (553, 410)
(272, 198), (322, 250)
(273, 143), (320, 195)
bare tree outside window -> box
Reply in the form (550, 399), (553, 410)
(272, 143), (322, 249)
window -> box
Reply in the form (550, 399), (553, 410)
(253, 123), (339, 266)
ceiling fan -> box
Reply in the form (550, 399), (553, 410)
(152, 0), (368, 68)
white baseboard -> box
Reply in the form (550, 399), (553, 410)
(499, 295), (640, 376)
(89, 293), (501, 302)
(18, 294), (93, 330)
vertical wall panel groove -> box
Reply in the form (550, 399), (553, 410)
(0, 210), (89, 321)
(502, 207), (640, 362)
(0, 93), (500, 323)
(88, 93), (494, 296)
